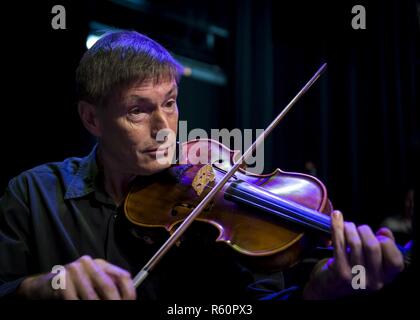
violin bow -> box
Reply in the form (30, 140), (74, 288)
(132, 63), (328, 288)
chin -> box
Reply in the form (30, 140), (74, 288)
(134, 147), (175, 176)
(136, 160), (172, 176)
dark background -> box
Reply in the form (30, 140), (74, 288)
(1, 0), (419, 232)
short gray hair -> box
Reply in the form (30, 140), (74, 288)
(76, 31), (183, 106)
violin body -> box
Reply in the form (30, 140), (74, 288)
(124, 139), (333, 270)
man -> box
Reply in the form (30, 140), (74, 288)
(0, 31), (404, 300)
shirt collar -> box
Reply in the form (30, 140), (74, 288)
(64, 144), (114, 206)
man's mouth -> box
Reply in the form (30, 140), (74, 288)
(143, 144), (173, 154)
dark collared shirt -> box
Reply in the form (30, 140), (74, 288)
(0, 145), (316, 300)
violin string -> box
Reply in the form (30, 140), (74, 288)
(198, 176), (331, 230)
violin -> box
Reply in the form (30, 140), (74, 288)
(122, 63), (410, 289)
(124, 138), (333, 273)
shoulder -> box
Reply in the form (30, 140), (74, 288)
(5, 156), (84, 201)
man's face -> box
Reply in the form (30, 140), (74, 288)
(97, 79), (179, 176)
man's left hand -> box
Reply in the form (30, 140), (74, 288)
(303, 210), (404, 299)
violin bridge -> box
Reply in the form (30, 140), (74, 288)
(192, 164), (215, 196)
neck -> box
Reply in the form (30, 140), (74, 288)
(97, 144), (136, 206)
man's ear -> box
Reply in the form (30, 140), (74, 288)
(78, 101), (102, 137)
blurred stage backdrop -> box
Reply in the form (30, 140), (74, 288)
(1, 0), (419, 230)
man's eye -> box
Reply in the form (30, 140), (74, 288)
(165, 100), (176, 108)
(128, 107), (147, 120)
(129, 107), (142, 115)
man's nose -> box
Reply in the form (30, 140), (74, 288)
(150, 109), (170, 139)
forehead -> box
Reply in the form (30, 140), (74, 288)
(103, 78), (178, 110)
(120, 78), (178, 99)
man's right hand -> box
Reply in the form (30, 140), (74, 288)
(16, 255), (137, 300)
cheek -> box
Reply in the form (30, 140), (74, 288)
(104, 117), (150, 149)
(168, 110), (179, 135)
(122, 122), (148, 144)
